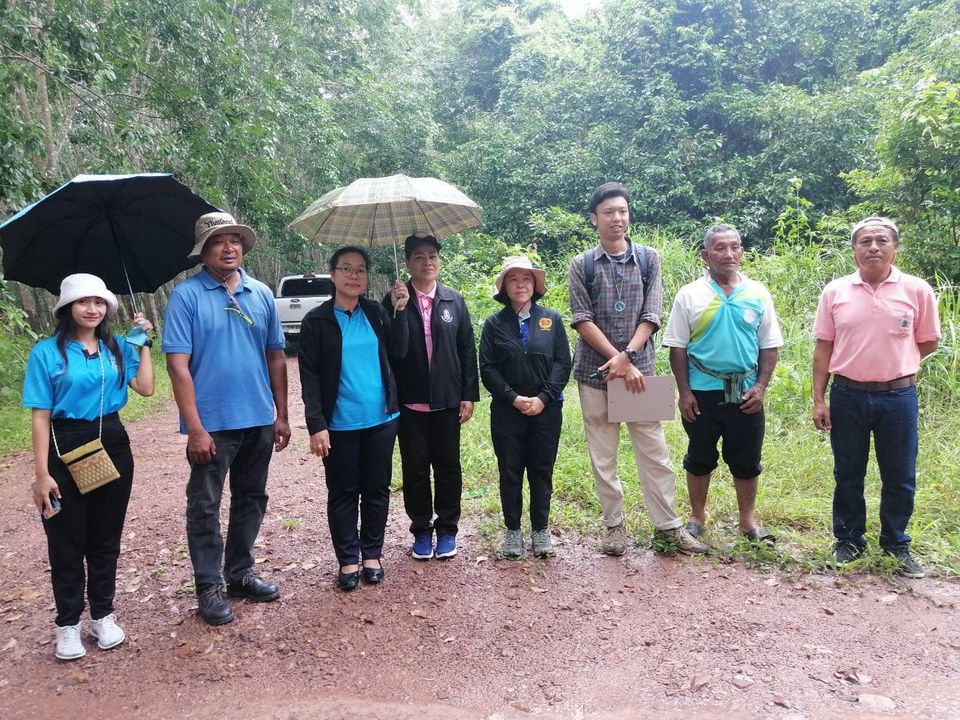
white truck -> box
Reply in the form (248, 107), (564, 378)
(275, 273), (333, 341)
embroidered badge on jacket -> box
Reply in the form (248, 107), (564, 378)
(440, 308), (453, 323)
(538, 317), (553, 330)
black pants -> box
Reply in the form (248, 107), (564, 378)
(398, 407), (462, 537)
(322, 418), (398, 566)
(186, 425), (274, 591)
(43, 414), (133, 627)
(490, 400), (563, 531)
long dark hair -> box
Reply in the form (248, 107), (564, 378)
(54, 304), (126, 387)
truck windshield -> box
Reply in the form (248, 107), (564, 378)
(280, 277), (332, 296)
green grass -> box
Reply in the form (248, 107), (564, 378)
(449, 233), (960, 576)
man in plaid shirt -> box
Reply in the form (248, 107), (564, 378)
(569, 182), (707, 556)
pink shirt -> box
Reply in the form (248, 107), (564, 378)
(813, 267), (941, 382)
(405, 283), (437, 413)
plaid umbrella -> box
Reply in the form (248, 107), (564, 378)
(289, 174), (483, 277)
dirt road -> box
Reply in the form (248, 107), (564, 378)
(1, 358), (958, 719)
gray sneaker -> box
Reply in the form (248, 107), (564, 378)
(498, 529), (524, 560)
(601, 523), (630, 556)
(656, 527), (709, 555)
(531, 529), (556, 558)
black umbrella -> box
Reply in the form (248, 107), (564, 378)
(0, 173), (218, 302)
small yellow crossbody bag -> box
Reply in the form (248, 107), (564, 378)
(50, 346), (120, 494)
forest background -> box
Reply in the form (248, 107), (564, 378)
(0, 0), (958, 572)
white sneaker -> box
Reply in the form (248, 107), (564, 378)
(90, 613), (125, 650)
(55, 623), (86, 660)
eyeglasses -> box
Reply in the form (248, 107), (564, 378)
(335, 266), (367, 277)
(224, 297), (255, 326)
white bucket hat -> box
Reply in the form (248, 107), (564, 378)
(54, 273), (119, 318)
(190, 211), (257, 260)
(494, 256), (547, 297)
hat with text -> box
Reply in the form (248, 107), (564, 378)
(190, 211), (257, 260)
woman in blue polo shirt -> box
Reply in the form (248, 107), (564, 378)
(22, 274), (154, 661)
(299, 246), (409, 591)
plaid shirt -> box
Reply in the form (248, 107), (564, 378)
(568, 240), (664, 389)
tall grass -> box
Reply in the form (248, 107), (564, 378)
(458, 232), (960, 575)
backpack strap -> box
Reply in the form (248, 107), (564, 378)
(582, 242), (652, 304)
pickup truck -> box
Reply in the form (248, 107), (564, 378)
(275, 273), (333, 340)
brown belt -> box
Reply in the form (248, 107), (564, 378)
(833, 374), (916, 392)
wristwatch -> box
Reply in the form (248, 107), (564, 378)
(623, 347), (638, 362)
(142, 338), (153, 349)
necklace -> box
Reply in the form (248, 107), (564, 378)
(613, 259), (626, 313)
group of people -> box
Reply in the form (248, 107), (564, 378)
(24, 181), (941, 663)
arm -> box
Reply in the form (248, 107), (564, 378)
(266, 349), (290, 452)
(457, 298), (479, 424)
(811, 339), (834, 430)
(478, 317), (519, 405)
(591, 320), (654, 393)
(536, 313), (572, 407)
(918, 339), (939, 359)
(740, 347), (778, 415)
(298, 317), (332, 458)
(166, 353), (217, 464)
(31, 409), (59, 516)
(669, 346), (700, 422)
(127, 312), (155, 397)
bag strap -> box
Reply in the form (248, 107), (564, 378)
(50, 342), (106, 456)
(583, 243), (652, 304)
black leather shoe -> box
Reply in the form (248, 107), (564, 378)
(336, 570), (361, 592)
(361, 561), (385, 585)
(226, 572), (280, 602)
(197, 587), (235, 626)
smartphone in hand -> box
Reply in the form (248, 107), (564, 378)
(41, 494), (61, 520)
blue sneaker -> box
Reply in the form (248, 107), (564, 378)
(435, 534), (457, 559)
(411, 533), (433, 560)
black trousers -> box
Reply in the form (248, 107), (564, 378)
(398, 406), (462, 537)
(43, 414), (133, 627)
(490, 400), (563, 531)
(322, 418), (398, 566)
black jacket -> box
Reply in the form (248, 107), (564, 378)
(383, 281), (480, 409)
(479, 303), (572, 406)
(299, 296), (408, 434)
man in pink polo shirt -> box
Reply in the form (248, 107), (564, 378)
(812, 216), (941, 577)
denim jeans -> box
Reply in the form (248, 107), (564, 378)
(185, 425), (274, 591)
(830, 383), (918, 550)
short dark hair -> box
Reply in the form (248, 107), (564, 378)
(329, 245), (370, 272)
(588, 182), (630, 215)
(702, 224), (741, 248)
(404, 233), (442, 260)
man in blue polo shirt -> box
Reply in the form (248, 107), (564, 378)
(663, 224), (783, 545)
(163, 211), (290, 625)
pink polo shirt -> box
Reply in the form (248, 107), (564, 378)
(813, 267), (941, 382)
(405, 283), (437, 413)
